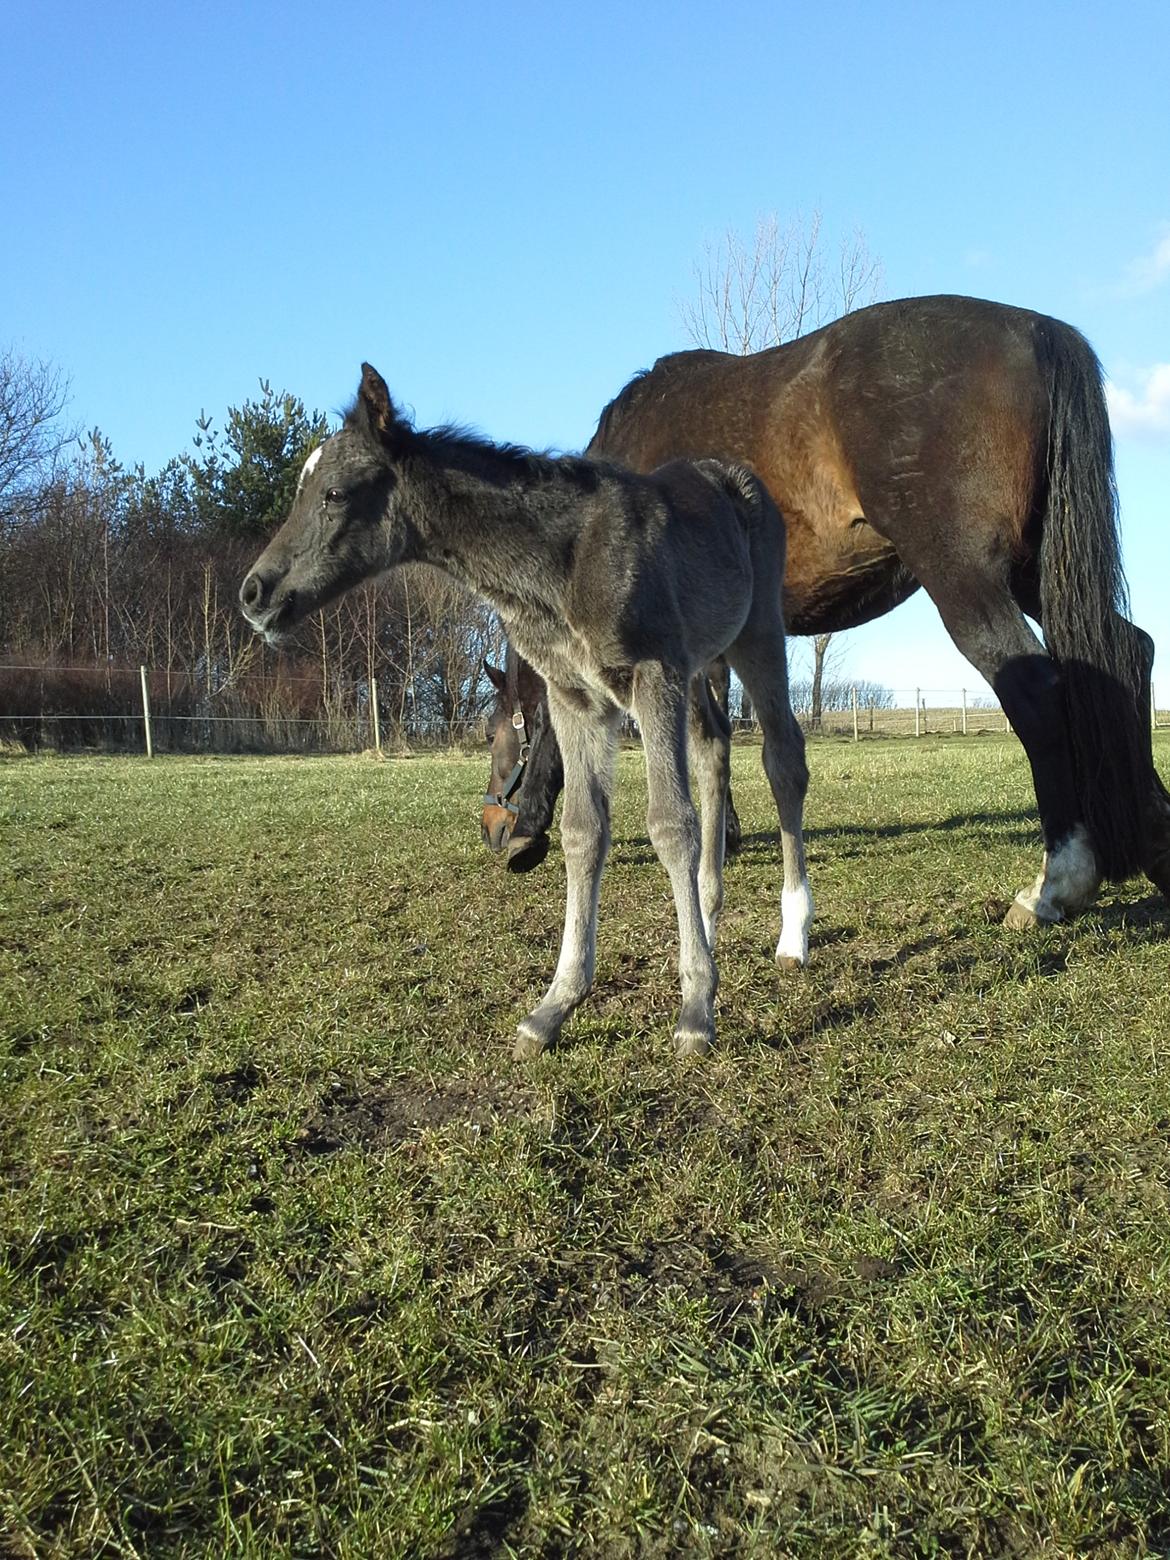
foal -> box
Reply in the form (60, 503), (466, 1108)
(241, 365), (812, 1059)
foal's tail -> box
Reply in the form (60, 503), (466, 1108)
(1035, 320), (1150, 881)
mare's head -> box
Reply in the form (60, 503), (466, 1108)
(481, 650), (542, 852)
(240, 364), (415, 643)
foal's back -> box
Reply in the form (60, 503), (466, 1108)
(559, 458), (763, 683)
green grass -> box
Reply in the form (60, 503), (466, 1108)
(2, 738), (1169, 1558)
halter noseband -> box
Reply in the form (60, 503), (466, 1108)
(482, 705), (530, 816)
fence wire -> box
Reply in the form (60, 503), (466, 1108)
(0, 662), (486, 754)
(2, 662), (1162, 756)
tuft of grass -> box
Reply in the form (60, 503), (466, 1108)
(2, 738), (1169, 1557)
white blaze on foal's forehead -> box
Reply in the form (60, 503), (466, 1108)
(295, 444), (324, 496)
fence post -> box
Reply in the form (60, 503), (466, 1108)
(851, 685), (858, 742)
(1153, 682), (1158, 733)
(139, 665), (153, 758)
(961, 688), (967, 736)
(370, 675), (382, 755)
(914, 689), (920, 738)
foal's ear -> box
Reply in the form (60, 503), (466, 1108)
(359, 363), (406, 448)
(483, 659), (508, 695)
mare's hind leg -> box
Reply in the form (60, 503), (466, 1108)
(514, 693), (619, 1059)
(688, 675), (731, 946)
(914, 567), (1100, 925)
(634, 663), (719, 1057)
(1009, 604), (1170, 904)
(727, 626), (814, 969)
(1124, 618), (1170, 896)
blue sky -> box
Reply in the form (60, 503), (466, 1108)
(4, 0), (1168, 699)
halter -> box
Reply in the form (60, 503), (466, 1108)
(482, 704), (530, 816)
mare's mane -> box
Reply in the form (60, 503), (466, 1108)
(587, 348), (727, 451)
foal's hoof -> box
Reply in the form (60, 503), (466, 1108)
(506, 833), (551, 873)
(775, 954), (805, 972)
(1003, 896), (1060, 931)
(674, 1029), (713, 1058)
(513, 1026), (549, 1061)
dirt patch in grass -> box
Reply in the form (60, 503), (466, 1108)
(295, 1071), (543, 1153)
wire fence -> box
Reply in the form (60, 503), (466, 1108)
(0, 663), (483, 755)
(0, 663), (1164, 756)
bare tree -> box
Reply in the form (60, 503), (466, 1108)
(681, 211), (881, 355)
(790, 634), (848, 724)
(0, 349), (75, 525)
(809, 632), (832, 731)
(681, 212), (881, 688)
(402, 566), (499, 733)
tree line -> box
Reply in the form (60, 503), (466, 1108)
(1, 215), (892, 750)
(0, 354), (500, 750)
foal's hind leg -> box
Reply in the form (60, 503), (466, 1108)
(706, 659), (742, 856)
(634, 663), (719, 1057)
(514, 694), (619, 1059)
(688, 675), (732, 946)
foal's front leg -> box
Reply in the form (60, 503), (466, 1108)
(635, 664), (718, 1057)
(514, 695), (619, 1059)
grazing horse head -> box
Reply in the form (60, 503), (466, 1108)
(481, 649), (543, 853)
(240, 364), (418, 642)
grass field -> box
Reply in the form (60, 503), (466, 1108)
(3, 737), (1170, 1558)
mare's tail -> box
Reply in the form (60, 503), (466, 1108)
(1035, 320), (1150, 880)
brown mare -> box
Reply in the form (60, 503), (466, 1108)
(484, 294), (1170, 926)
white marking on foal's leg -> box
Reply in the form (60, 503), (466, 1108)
(514, 891), (599, 1059)
(514, 696), (617, 1060)
(697, 809), (725, 948)
(775, 879), (814, 968)
(1008, 825), (1100, 926)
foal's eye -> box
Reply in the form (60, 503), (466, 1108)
(325, 487), (344, 505)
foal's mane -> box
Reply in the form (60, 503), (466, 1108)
(345, 398), (602, 493)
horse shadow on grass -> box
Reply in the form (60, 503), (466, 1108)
(737, 806), (1044, 861)
(609, 807), (1042, 870)
(547, 804), (1168, 1057)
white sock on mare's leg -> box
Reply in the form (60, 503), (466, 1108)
(1008, 824), (1099, 925)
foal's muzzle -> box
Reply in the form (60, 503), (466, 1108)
(240, 571), (296, 643)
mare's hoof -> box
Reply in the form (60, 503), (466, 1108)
(674, 1030), (712, 1058)
(775, 954), (806, 972)
(513, 1027), (549, 1061)
(506, 833), (551, 873)
(1003, 897), (1060, 931)
(1142, 844), (1170, 900)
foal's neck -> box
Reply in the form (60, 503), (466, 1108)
(402, 438), (590, 615)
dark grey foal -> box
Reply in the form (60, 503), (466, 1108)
(241, 364), (812, 1058)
